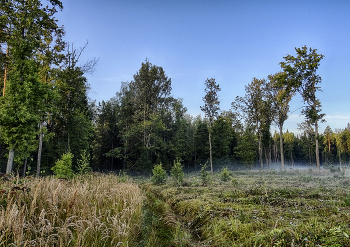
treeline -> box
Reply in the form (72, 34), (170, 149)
(92, 57), (349, 172)
(0, 0), (348, 176)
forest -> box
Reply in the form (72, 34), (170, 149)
(0, 0), (349, 177)
(3, 1), (350, 246)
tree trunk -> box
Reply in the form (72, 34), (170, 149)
(6, 149), (15, 174)
(258, 135), (263, 169)
(2, 47), (8, 96)
(36, 122), (44, 177)
(315, 120), (320, 170)
(279, 126), (284, 171)
(264, 148), (269, 167)
(23, 157), (28, 177)
(308, 141), (311, 165)
(209, 129), (213, 175)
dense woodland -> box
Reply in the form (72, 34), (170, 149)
(1, 0), (350, 176)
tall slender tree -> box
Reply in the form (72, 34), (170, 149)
(201, 78), (220, 175)
(280, 46), (325, 170)
(268, 72), (294, 170)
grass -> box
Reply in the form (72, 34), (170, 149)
(0, 173), (143, 246)
(2, 167), (350, 246)
(145, 168), (350, 246)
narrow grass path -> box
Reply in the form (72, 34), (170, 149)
(138, 183), (201, 247)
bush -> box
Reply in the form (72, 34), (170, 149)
(200, 163), (210, 185)
(220, 167), (231, 182)
(151, 164), (167, 184)
(231, 177), (238, 185)
(77, 149), (92, 175)
(171, 160), (185, 185)
(118, 170), (129, 182)
(344, 193), (350, 206)
(51, 152), (74, 179)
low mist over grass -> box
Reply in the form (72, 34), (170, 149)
(144, 167), (350, 246)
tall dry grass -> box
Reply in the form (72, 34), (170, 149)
(0, 173), (143, 246)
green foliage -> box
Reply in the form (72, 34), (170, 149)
(220, 167), (231, 182)
(234, 126), (257, 165)
(231, 176), (238, 185)
(170, 160), (184, 185)
(151, 164), (167, 185)
(0, 0), (64, 173)
(77, 150), (92, 175)
(118, 170), (129, 182)
(212, 116), (234, 159)
(200, 162), (211, 185)
(343, 193), (350, 206)
(51, 152), (74, 179)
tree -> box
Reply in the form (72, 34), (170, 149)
(193, 115), (209, 166)
(283, 131), (295, 166)
(232, 78), (266, 168)
(323, 125), (335, 165)
(200, 78), (221, 175)
(104, 60), (177, 171)
(212, 115), (233, 160)
(280, 46), (325, 170)
(269, 72), (295, 170)
(234, 125), (257, 166)
(44, 44), (95, 173)
(0, 0), (64, 173)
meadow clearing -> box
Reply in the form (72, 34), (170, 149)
(1, 167), (350, 246)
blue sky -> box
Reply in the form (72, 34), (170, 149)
(55, 0), (350, 134)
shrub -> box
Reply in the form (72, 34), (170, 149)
(51, 152), (74, 179)
(231, 177), (238, 185)
(118, 170), (129, 182)
(151, 164), (167, 184)
(77, 149), (92, 175)
(200, 163), (210, 185)
(344, 193), (350, 206)
(171, 160), (185, 185)
(220, 167), (231, 182)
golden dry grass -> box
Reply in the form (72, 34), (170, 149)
(0, 173), (143, 246)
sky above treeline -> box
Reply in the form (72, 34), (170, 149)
(55, 0), (350, 134)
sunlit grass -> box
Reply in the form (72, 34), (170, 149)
(0, 173), (143, 246)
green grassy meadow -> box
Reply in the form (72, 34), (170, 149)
(142, 167), (350, 246)
(1, 168), (350, 246)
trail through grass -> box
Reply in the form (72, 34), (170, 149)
(145, 168), (350, 246)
